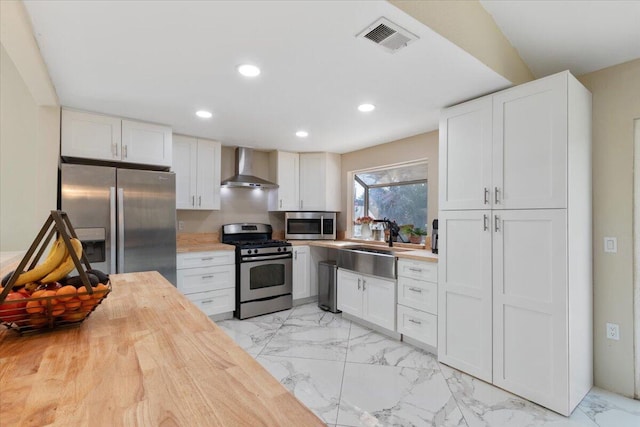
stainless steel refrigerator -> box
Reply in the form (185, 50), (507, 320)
(60, 163), (177, 285)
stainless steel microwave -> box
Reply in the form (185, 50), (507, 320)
(285, 212), (336, 240)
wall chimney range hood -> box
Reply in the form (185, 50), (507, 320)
(221, 147), (278, 189)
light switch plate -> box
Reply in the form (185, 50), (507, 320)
(178, 220), (185, 231)
(603, 237), (617, 253)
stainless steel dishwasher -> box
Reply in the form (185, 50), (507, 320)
(318, 260), (340, 313)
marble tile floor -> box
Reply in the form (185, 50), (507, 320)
(216, 303), (640, 427)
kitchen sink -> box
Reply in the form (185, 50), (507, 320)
(337, 245), (398, 279)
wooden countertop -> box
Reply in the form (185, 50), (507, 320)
(175, 234), (437, 263)
(176, 232), (235, 253)
(0, 271), (324, 426)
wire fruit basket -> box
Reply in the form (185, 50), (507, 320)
(0, 211), (111, 335)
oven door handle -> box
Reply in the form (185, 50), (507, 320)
(241, 254), (292, 262)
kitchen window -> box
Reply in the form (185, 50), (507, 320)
(352, 161), (428, 238)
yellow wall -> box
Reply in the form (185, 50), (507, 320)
(339, 131), (439, 233)
(390, 0), (534, 84)
(578, 58), (640, 397)
(0, 2), (60, 251)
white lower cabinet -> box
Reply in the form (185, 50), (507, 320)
(292, 246), (310, 300)
(176, 251), (235, 316)
(337, 269), (395, 331)
(396, 259), (438, 350)
(397, 305), (437, 347)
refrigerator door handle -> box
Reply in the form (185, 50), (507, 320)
(118, 187), (125, 273)
(110, 187), (117, 274)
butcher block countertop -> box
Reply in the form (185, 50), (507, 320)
(176, 232), (235, 253)
(0, 271), (324, 427)
(175, 233), (437, 262)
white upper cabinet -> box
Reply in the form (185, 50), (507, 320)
(299, 153), (324, 211)
(439, 97), (493, 210)
(61, 109), (122, 162)
(172, 134), (221, 210)
(299, 152), (341, 211)
(121, 120), (172, 167)
(173, 135), (198, 209)
(440, 72), (569, 211)
(269, 151), (299, 211)
(269, 151), (341, 212)
(493, 73), (567, 209)
(61, 109), (172, 167)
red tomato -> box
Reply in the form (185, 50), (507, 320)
(0, 292), (27, 322)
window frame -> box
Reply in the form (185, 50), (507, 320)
(347, 159), (428, 238)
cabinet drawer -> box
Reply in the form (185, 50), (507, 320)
(397, 277), (437, 315)
(177, 251), (235, 269)
(397, 305), (437, 347)
(186, 288), (235, 316)
(397, 259), (437, 282)
(177, 265), (235, 294)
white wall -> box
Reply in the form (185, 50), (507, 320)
(0, 8), (60, 251)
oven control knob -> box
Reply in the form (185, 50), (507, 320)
(254, 249), (258, 254)
(277, 247), (282, 252)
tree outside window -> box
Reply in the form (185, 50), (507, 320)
(352, 162), (428, 237)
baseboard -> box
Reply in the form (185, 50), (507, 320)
(341, 313), (401, 340)
(293, 295), (318, 306)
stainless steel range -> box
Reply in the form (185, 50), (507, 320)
(221, 223), (292, 319)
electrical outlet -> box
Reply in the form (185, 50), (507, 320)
(603, 237), (617, 253)
(178, 221), (185, 231)
(606, 323), (620, 341)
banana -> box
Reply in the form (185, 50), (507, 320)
(40, 238), (84, 284)
(13, 236), (68, 286)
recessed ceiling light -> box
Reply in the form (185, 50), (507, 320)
(196, 110), (212, 118)
(238, 64), (261, 77)
(358, 103), (375, 112)
(296, 130), (309, 138)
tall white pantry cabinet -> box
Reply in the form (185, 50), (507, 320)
(438, 71), (592, 416)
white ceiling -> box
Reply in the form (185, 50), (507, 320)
(480, 0), (640, 78)
(23, 0), (510, 154)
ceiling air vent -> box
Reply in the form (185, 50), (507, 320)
(357, 17), (418, 53)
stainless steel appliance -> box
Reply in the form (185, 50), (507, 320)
(285, 212), (336, 240)
(221, 223), (292, 319)
(318, 260), (340, 313)
(60, 163), (177, 284)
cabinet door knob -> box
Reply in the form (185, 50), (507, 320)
(483, 214), (489, 231)
(409, 287), (423, 293)
(357, 278), (361, 290)
(408, 318), (422, 325)
(199, 196), (202, 207)
(494, 215), (500, 232)
(484, 187), (489, 205)
(362, 279), (366, 291)
(123, 145), (128, 159)
(279, 199), (283, 208)
(494, 187), (500, 204)
(192, 196), (195, 207)
(201, 275), (214, 279)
